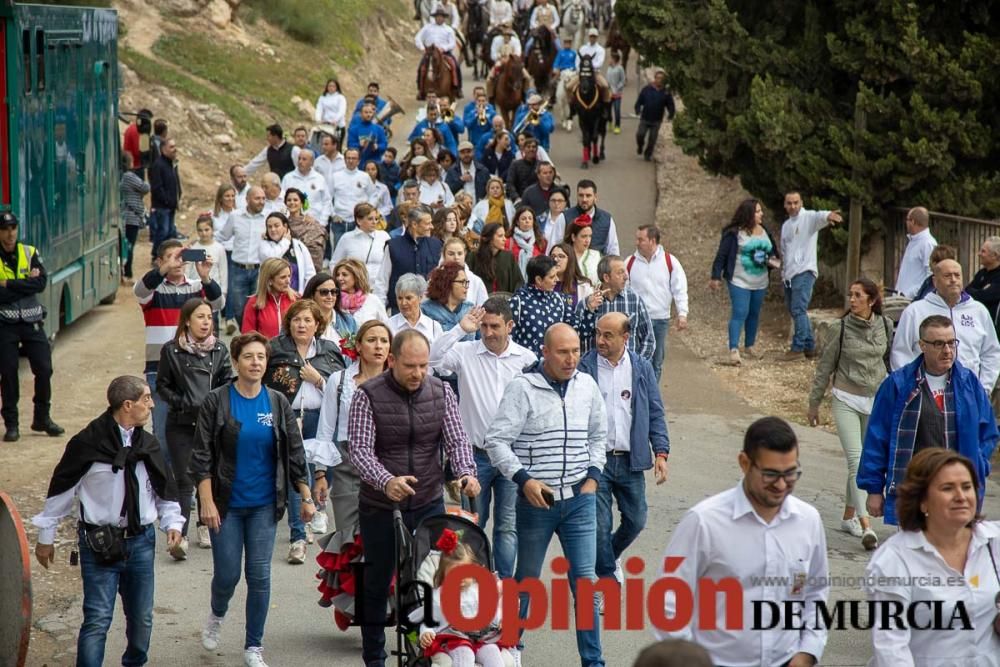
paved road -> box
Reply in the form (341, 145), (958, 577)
(90, 63), (1000, 667)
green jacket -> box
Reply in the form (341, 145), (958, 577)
(470, 249), (524, 295)
(809, 313), (893, 409)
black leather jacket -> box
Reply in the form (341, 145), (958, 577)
(264, 334), (345, 404)
(157, 339), (233, 425)
(189, 384), (307, 521)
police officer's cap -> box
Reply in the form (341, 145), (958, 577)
(0, 212), (19, 228)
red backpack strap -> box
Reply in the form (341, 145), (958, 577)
(626, 255), (635, 273)
(665, 252), (673, 276)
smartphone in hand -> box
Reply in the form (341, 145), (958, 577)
(181, 248), (207, 263)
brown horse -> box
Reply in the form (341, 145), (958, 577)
(492, 56), (526, 128)
(606, 18), (631, 80)
(419, 46), (459, 100)
(525, 26), (557, 98)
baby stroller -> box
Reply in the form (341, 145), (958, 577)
(391, 498), (514, 666)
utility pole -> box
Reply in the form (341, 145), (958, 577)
(845, 93), (866, 307)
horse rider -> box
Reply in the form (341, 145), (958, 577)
(489, 0), (514, 29)
(415, 7), (464, 99)
(525, 0), (562, 55)
(575, 28), (612, 102)
(433, 0), (461, 28)
(486, 26), (532, 102)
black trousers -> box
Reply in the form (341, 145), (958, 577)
(0, 321), (53, 427)
(165, 418), (196, 537)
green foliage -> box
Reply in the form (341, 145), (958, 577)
(616, 0), (1000, 243)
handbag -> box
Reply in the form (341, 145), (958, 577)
(80, 499), (128, 565)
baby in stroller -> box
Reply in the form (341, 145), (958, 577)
(409, 520), (514, 667)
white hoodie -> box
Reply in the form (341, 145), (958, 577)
(890, 291), (1000, 392)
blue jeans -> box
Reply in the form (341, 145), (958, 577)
(148, 209), (174, 259)
(210, 504), (277, 650)
(228, 263), (259, 329)
(784, 271), (817, 352)
(77, 525), (156, 667)
(515, 491), (604, 667)
(330, 219), (356, 251)
(474, 447), (517, 578)
(145, 372), (169, 469)
(726, 282), (767, 350)
(358, 498), (445, 666)
(287, 408), (319, 543)
(650, 318), (669, 381)
(611, 97), (622, 127)
(595, 455), (647, 579)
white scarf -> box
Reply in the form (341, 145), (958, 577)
(513, 227), (536, 278)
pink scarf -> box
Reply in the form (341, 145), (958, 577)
(178, 332), (217, 357)
(339, 290), (367, 314)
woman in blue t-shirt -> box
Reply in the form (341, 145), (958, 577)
(190, 332), (314, 667)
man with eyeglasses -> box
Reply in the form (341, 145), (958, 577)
(654, 416), (829, 667)
(859, 314), (998, 526)
(891, 258), (1000, 394)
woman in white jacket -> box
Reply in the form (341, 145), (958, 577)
(258, 212), (316, 294)
(314, 78), (347, 139)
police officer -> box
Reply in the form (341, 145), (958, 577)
(0, 212), (63, 442)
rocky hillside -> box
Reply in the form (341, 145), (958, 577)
(115, 0), (416, 224)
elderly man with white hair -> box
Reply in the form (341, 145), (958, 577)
(894, 206), (937, 298)
(280, 150), (332, 226)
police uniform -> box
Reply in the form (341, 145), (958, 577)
(0, 213), (63, 441)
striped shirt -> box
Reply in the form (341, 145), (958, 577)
(134, 270), (224, 373)
(586, 287), (655, 360)
(347, 380), (474, 492)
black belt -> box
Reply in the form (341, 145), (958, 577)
(234, 262), (259, 270)
(608, 450), (629, 456)
(78, 521), (151, 537)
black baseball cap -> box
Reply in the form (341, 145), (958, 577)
(0, 212), (19, 227)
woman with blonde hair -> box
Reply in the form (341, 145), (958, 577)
(333, 258), (388, 327)
(469, 176), (514, 233)
(331, 203), (390, 283)
(241, 257), (298, 339)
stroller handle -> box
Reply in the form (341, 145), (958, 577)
(461, 478), (479, 516)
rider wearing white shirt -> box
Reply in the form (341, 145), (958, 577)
(488, 0), (513, 28)
(431, 0), (461, 29)
(490, 33), (522, 62)
(415, 12), (459, 56)
(577, 34), (606, 70)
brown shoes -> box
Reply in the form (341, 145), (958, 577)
(778, 350), (806, 362)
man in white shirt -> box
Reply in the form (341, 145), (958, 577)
(490, 27), (522, 63)
(890, 258), (1000, 393)
(895, 206), (937, 298)
(779, 190), (843, 360)
(217, 186), (268, 327)
(313, 133), (346, 192)
(578, 313), (669, 613)
(330, 148), (376, 248)
(33, 376), (184, 667)
(280, 150), (332, 226)
(229, 164), (249, 212)
(260, 172), (287, 216)
(488, 0), (514, 29)
(576, 28), (605, 69)
(429, 298), (536, 578)
(415, 8), (462, 98)
(655, 416), (829, 667)
(627, 225), (688, 381)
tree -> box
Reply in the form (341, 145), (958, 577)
(616, 0), (1000, 238)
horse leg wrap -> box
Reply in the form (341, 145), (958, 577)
(583, 145), (591, 163)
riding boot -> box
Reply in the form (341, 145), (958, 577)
(582, 145), (591, 165)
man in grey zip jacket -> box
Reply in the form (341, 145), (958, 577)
(484, 323), (608, 667)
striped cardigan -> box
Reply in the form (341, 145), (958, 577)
(484, 362), (607, 494)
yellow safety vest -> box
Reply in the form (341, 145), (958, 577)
(0, 243), (45, 323)
(0, 243), (33, 280)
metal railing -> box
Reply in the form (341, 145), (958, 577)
(883, 208), (1000, 287)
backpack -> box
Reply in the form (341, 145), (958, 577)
(626, 252), (673, 277)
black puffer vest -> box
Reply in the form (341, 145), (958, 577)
(267, 142), (295, 179)
(357, 372), (446, 511)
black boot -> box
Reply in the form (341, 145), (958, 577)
(31, 418), (65, 437)
(4, 425), (19, 442)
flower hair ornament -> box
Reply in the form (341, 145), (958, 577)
(435, 528), (460, 555)
(338, 331), (358, 361)
(574, 214), (592, 227)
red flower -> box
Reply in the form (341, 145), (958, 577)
(574, 213), (592, 227)
(339, 338), (359, 361)
(435, 528), (459, 555)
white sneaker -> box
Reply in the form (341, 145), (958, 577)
(310, 511), (328, 535)
(613, 558), (624, 585)
(840, 517), (863, 537)
(862, 528), (879, 551)
(288, 539), (307, 564)
(508, 647), (522, 667)
(244, 646), (269, 667)
(201, 613), (224, 650)
(168, 537), (189, 561)
(197, 524), (212, 549)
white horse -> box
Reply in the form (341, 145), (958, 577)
(555, 68), (575, 132)
(561, 0), (588, 50)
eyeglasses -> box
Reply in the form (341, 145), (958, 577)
(315, 288), (337, 297)
(453, 280), (471, 287)
(920, 338), (959, 350)
(751, 462), (802, 485)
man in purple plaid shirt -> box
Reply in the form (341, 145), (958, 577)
(348, 328), (480, 667)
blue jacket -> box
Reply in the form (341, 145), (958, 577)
(513, 106), (555, 150)
(475, 130), (517, 162)
(409, 120), (459, 158)
(710, 226), (781, 283)
(385, 232), (444, 311)
(463, 102), (497, 147)
(353, 96), (390, 123)
(857, 356), (998, 525)
(347, 118), (388, 165)
(553, 48), (577, 72)
(445, 161), (490, 200)
(421, 300), (475, 341)
(578, 349), (670, 472)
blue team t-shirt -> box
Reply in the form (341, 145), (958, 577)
(228, 385), (277, 508)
